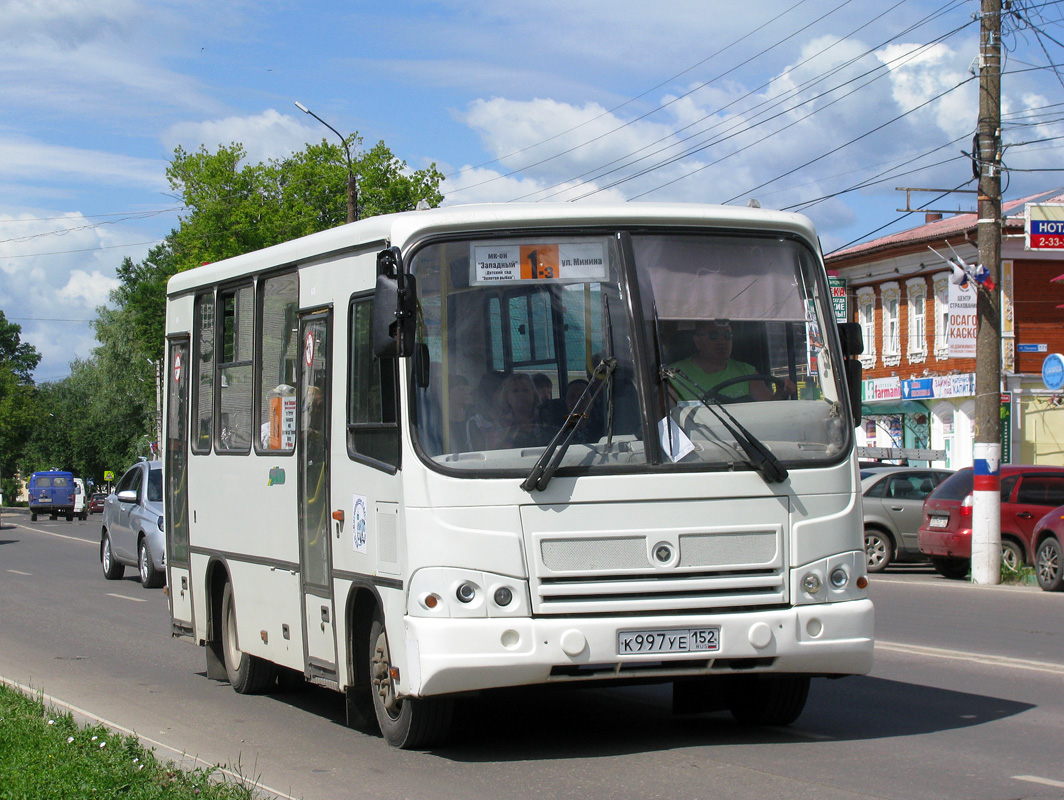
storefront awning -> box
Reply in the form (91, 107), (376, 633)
(861, 400), (929, 417)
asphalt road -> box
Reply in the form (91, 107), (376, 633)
(1, 507), (1062, 800)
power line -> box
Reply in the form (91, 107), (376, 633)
(447, 0), (860, 197)
(561, 9), (973, 201)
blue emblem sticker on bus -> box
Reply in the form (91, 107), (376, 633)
(353, 495), (368, 553)
(268, 467), (286, 486)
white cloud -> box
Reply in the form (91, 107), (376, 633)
(164, 110), (326, 166)
(57, 269), (119, 306)
(0, 137), (165, 189)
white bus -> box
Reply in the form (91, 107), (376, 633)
(164, 202), (872, 748)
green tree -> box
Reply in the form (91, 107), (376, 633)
(0, 310), (42, 385)
(0, 311), (41, 502)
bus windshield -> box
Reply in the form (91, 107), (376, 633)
(409, 230), (850, 475)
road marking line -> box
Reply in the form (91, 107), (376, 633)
(1015, 775), (1064, 789)
(7, 522), (95, 546)
(0, 675), (300, 800)
(106, 593), (148, 603)
(877, 641), (1064, 675)
(6, 569), (32, 576)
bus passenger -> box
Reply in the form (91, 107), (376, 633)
(490, 373), (551, 449)
(466, 371), (505, 450)
(532, 373), (553, 405)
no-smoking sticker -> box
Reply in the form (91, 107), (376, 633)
(173, 351), (183, 384)
(304, 330), (315, 367)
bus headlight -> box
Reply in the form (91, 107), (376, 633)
(794, 552), (867, 605)
(408, 567), (530, 618)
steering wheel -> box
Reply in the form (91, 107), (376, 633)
(706, 373), (788, 403)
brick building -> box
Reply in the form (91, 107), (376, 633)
(826, 190), (1064, 468)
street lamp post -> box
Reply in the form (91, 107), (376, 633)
(294, 101), (358, 223)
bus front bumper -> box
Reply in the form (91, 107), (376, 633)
(402, 599), (874, 697)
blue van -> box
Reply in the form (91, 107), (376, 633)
(28, 471), (76, 521)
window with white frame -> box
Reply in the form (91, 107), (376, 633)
(856, 286), (876, 369)
(881, 281), (901, 367)
(906, 277), (927, 363)
(933, 272), (949, 360)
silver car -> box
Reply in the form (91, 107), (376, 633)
(861, 466), (953, 573)
(100, 460), (166, 588)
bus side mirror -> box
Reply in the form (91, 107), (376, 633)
(837, 322), (863, 357)
(837, 322), (863, 426)
(845, 358), (863, 427)
(372, 246), (417, 358)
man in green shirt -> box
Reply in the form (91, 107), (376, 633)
(669, 319), (776, 402)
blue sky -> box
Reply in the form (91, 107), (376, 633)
(3, 0), (1064, 382)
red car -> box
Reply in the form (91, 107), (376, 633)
(89, 493), (107, 514)
(918, 465), (1064, 580)
(1030, 505), (1064, 591)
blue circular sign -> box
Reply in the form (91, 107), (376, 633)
(1043, 353), (1064, 391)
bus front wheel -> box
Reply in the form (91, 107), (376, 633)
(368, 610), (452, 749)
(727, 674), (810, 726)
(221, 582), (275, 694)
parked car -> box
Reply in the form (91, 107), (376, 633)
(100, 460), (165, 588)
(918, 465), (1064, 580)
(1029, 505), (1064, 591)
(27, 470), (76, 521)
(72, 478), (88, 521)
(861, 466), (953, 572)
(89, 492), (107, 514)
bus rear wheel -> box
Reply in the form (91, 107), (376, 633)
(221, 582), (275, 694)
(368, 610), (452, 749)
(727, 674), (810, 726)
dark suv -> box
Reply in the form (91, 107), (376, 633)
(918, 465), (1064, 579)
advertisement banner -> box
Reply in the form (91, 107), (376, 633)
(948, 280), (977, 358)
(829, 276), (848, 323)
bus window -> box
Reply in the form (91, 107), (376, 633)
(218, 285), (253, 452)
(348, 296), (399, 468)
(192, 292), (215, 454)
(409, 236), (641, 465)
(257, 272), (298, 453)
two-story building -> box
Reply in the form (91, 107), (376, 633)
(826, 190), (1064, 469)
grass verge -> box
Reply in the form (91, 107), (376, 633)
(0, 683), (263, 799)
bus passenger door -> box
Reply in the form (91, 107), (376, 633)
(165, 337), (194, 637)
(297, 311), (338, 681)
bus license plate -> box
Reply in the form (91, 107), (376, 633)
(617, 627), (720, 655)
(929, 516), (949, 528)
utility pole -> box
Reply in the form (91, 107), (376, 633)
(972, 0), (1003, 584)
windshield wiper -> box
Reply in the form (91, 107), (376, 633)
(661, 366), (788, 484)
(521, 358), (617, 493)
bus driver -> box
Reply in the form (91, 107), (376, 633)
(669, 319), (788, 402)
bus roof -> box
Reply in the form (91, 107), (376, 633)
(166, 202), (820, 296)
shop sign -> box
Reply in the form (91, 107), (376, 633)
(868, 377), (901, 401)
(1001, 392), (1011, 464)
(828, 276), (848, 323)
(1025, 203), (1064, 250)
(902, 378), (934, 399)
(947, 280), (977, 358)
(1043, 353), (1064, 391)
(931, 373), (975, 398)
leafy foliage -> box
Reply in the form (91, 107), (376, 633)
(2, 135), (443, 495)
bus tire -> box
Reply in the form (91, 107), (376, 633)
(369, 609), (452, 749)
(727, 675), (810, 726)
(101, 533), (124, 580)
(221, 582), (275, 694)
